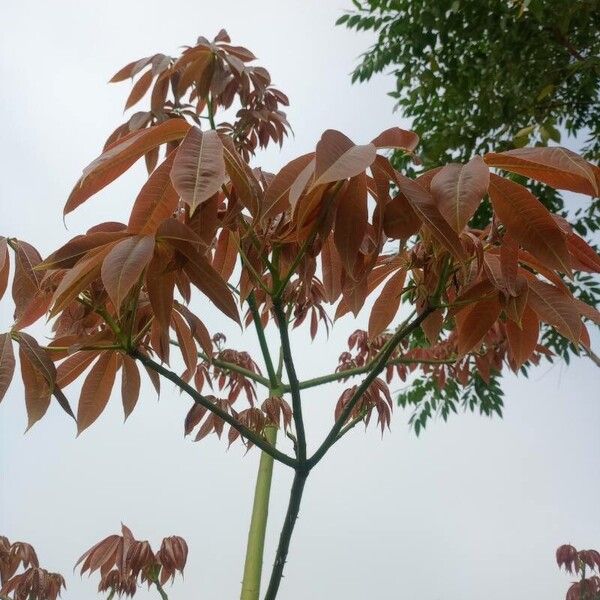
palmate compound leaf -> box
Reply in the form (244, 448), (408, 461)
(64, 118), (191, 215)
(170, 127), (227, 215)
(77, 352), (119, 434)
(484, 146), (599, 197)
(488, 174), (572, 275)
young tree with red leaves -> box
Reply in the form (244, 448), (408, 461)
(1, 30), (599, 599)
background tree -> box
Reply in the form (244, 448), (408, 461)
(1, 28), (600, 600)
(339, 0), (600, 428)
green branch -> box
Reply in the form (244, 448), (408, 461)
(132, 350), (297, 468)
(247, 293), (279, 388)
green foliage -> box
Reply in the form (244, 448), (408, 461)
(398, 372), (504, 436)
(339, 0), (600, 163)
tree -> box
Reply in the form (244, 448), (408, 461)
(338, 0), (600, 425)
(1, 29), (599, 599)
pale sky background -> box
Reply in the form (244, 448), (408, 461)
(1, 2), (599, 599)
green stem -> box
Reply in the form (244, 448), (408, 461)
(247, 294), (279, 388)
(132, 350), (296, 468)
(240, 426), (278, 600)
(155, 581), (169, 600)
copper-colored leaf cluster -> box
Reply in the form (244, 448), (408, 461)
(557, 544), (600, 600)
(76, 524), (188, 596)
(0, 537), (65, 600)
(0, 29), (598, 449)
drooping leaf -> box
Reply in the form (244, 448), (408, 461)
(77, 352), (119, 434)
(526, 277), (582, 343)
(488, 174), (571, 274)
(0, 333), (15, 403)
(382, 191), (421, 239)
(334, 173), (368, 273)
(431, 156), (489, 232)
(484, 147), (599, 196)
(19, 347), (51, 430)
(121, 355), (141, 421)
(313, 130), (376, 186)
(212, 228), (238, 282)
(456, 297), (501, 355)
(368, 268), (407, 339)
(124, 70), (154, 110)
(65, 119), (190, 215)
(128, 151), (179, 234)
(182, 251), (239, 323)
(11, 241), (43, 319)
(506, 306), (539, 369)
(101, 236), (155, 311)
(170, 127), (226, 214)
(0, 237), (9, 301)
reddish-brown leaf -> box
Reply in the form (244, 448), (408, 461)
(394, 172), (467, 260)
(124, 70), (153, 110)
(313, 130), (376, 186)
(11, 241), (43, 318)
(65, 119), (190, 215)
(182, 251), (239, 323)
(484, 147), (599, 196)
(128, 151), (179, 234)
(212, 228), (238, 282)
(121, 355), (141, 421)
(506, 306), (539, 369)
(456, 297), (501, 355)
(500, 233), (519, 296)
(0, 237), (9, 301)
(101, 236), (155, 311)
(382, 192), (421, 239)
(220, 134), (260, 215)
(170, 127), (226, 214)
(0, 333), (15, 404)
(171, 311), (198, 378)
(566, 232), (600, 273)
(371, 127), (419, 151)
(488, 174), (571, 274)
(368, 268), (407, 339)
(321, 234), (344, 303)
(50, 244), (115, 317)
(526, 277), (582, 343)
(41, 231), (129, 270)
(77, 353), (119, 434)
(19, 347), (51, 430)
(334, 173), (368, 273)
(263, 153), (314, 220)
(431, 156), (489, 232)
(56, 351), (99, 389)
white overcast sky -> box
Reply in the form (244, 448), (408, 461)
(1, 2), (599, 599)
